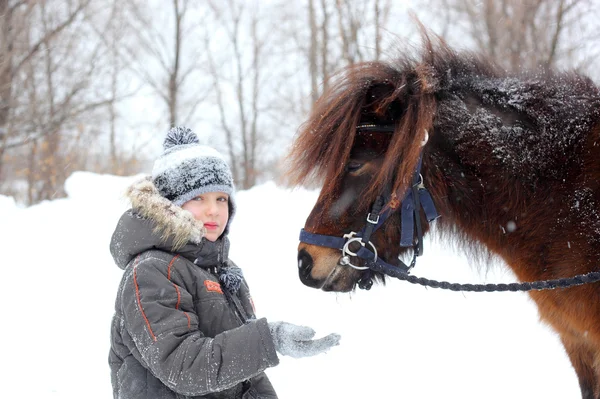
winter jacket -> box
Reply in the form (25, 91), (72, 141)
(109, 178), (279, 399)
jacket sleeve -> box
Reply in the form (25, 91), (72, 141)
(233, 265), (279, 398)
(120, 254), (280, 396)
(247, 372), (278, 398)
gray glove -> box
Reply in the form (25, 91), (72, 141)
(268, 321), (341, 358)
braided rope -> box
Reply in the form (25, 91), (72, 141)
(365, 260), (600, 292)
(397, 271), (600, 292)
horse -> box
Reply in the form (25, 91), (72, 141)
(287, 37), (600, 399)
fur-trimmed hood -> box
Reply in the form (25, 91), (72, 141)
(110, 177), (206, 269)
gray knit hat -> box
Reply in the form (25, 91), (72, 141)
(152, 126), (236, 228)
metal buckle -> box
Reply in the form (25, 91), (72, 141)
(366, 213), (379, 224)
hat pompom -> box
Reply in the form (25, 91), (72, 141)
(164, 126), (199, 150)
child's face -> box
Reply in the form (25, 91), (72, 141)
(182, 191), (230, 242)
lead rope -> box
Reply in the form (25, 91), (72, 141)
(365, 259), (600, 292)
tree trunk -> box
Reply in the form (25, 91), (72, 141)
(320, 0), (329, 93)
(308, 0), (319, 105)
(0, 0), (13, 180)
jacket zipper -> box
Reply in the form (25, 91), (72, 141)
(220, 281), (248, 325)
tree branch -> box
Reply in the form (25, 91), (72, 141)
(14, 0), (92, 73)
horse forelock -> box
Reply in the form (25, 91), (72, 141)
(287, 57), (440, 211)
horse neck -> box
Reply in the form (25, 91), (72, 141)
(421, 135), (579, 280)
(419, 82), (600, 267)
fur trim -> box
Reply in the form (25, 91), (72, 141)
(126, 177), (204, 249)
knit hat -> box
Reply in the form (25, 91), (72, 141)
(152, 126), (236, 230)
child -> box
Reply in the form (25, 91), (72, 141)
(108, 126), (340, 399)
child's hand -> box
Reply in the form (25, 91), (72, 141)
(268, 321), (341, 358)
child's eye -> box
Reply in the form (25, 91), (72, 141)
(193, 196), (203, 201)
(217, 196), (229, 202)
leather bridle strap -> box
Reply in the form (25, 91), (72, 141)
(299, 154), (439, 276)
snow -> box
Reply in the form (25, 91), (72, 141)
(1, 172), (580, 398)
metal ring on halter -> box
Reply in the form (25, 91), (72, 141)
(416, 173), (425, 189)
(421, 129), (429, 147)
(339, 233), (378, 270)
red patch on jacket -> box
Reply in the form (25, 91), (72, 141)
(249, 296), (256, 313)
(204, 280), (223, 294)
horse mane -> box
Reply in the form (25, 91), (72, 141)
(287, 36), (467, 208)
(287, 33), (600, 212)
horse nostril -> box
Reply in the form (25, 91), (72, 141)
(298, 248), (326, 289)
(298, 249), (313, 277)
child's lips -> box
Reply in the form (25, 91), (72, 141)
(204, 223), (218, 230)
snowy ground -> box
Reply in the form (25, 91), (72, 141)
(1, 172), (580, 398)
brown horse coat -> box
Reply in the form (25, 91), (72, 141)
(288, 38), (600, 399)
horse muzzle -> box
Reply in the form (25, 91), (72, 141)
(297, 246), (362, 292)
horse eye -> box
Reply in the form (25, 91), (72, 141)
(346, 161), (363, 173)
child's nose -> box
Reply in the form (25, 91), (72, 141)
(206, 200), (219, 215)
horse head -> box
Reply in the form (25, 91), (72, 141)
(289, 60), (439, 292)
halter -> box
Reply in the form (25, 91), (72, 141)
(299, 124), (439, 290)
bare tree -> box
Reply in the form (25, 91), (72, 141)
(334, 0), (366, 64)
(308, 0), (319, 104)
(205, 0), (277, 189)
(424, 0), (599, 72)
(298, 0), (393, 109)
(0, 1), (88, 181)
(0, 0), (13, 158)
(0, 0), (125, 203)
(319, 0), (331, 93)
(124, 0), (211, 128)
(373, 0), (392, 60)
(106, 1), (125, 170)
